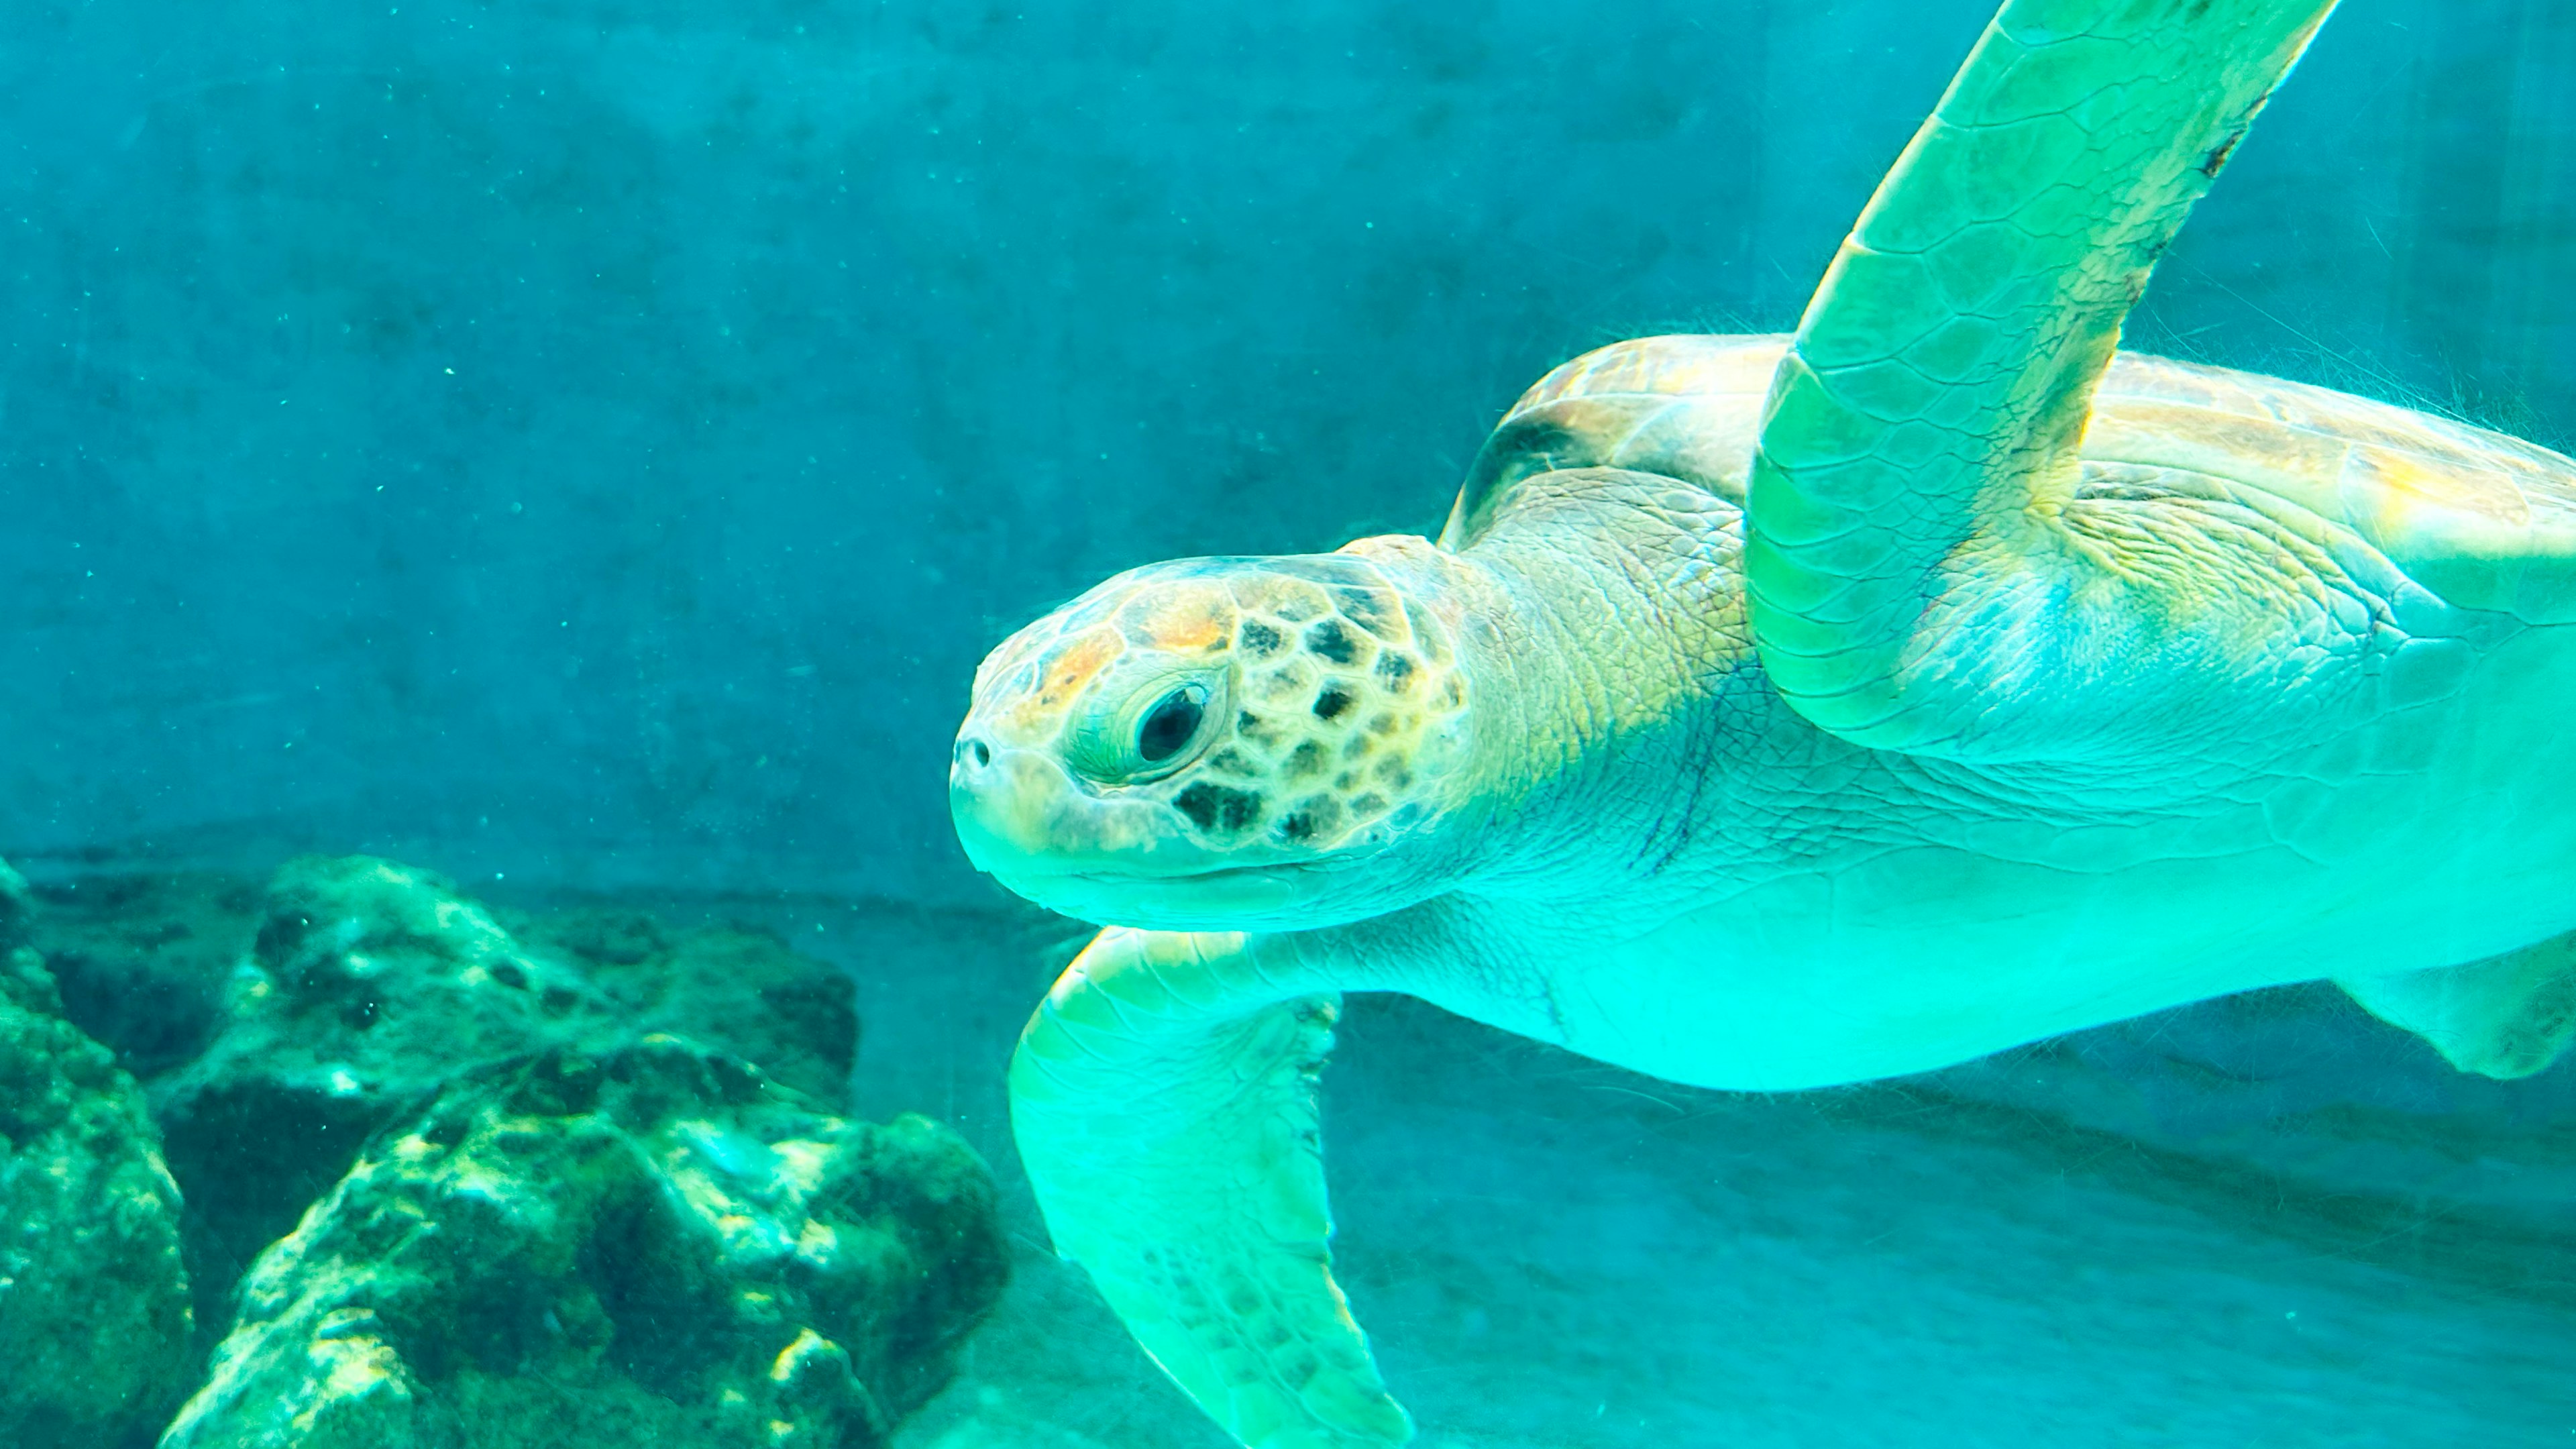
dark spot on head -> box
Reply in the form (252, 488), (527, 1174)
(1350, 792), (1388, 818)
(1305, 620), (1360, 665)
(1334, 588), (1398, 639)
(1173, 782), (1265, 835)
(1367, 712), (1399, 735)
(1239, 621), (1284, 657)
(1313, 684), (1356, 722)
(1343, 735), (1373, 760)
(1375, 653), (1415, 693)
(1273, 590), (1325, 624)
(488, 961), (528, 991)
(1285, 741), (1327, 780)
(1208, 748), (1263, 777)
(1373, 755), (1413, 789)
(1274, 794), (1345, 845)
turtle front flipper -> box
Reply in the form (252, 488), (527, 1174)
(1010, 926), (1411, 1449)
(1748, 0), (2339, 752)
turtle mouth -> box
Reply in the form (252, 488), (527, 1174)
(950, 743), (1332, 926)
(985, 860), (1327, 930)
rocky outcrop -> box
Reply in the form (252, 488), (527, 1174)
(146, 857), (867, 1317)
(5, 853), (1000, 1445)
(151, 857), (613, 1316)
(25, 872), (260, 1079)
(509, 904), (859, 1104)
(0, 863), (196, 1448)
(160, 1036), (1006, 1449)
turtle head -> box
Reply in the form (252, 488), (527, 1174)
(950, 543), (1476, 930)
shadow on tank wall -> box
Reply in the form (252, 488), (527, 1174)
(1, 0), (2570, 898)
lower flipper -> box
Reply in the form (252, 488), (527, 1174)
(2339, 931), (2576, 1079)
(1009, 926), (1412, 1449)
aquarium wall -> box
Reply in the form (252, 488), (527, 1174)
(6, 0), (2571, 902)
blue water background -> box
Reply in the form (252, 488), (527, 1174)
(5, 0), (2571, 902)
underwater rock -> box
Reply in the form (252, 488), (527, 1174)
(152, 857), (609, 1311)
(148, 858), (862, 1313)
(508, 905), (859, 1103)
(0, 900), (196, 1448)
(26, 871), (267, 1078)
(160, 1036), (1006, 1449)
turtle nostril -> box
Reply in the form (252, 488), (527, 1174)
(960, 737), (994, 770)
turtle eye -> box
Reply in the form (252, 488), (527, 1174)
(1137, 684), (1208, 763)
(1063, 669), (1226, 784)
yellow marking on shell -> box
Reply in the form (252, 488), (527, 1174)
(2081, 400), (2349, 520)
(2347, 443), (2529, 527)
(1510, 333), (1780, 413)
(1489, 334), (2576, 624)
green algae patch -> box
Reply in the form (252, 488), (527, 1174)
(0, 866), (195, 1449)
(160, 1037), (1006, 1449)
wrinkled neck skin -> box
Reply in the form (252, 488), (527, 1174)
(1422, 468), (1803, 904)
(1415, 468), (2307, 917)
(1238, 468), (1807, 1020)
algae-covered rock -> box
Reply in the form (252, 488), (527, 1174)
(151, 857), (864, 1307)
(153, 857), (608, 1304)
(512, 906), (858, 1102)
(161, 1036), (1006, 1449)
(24, 871), (260, 1078)
(11, 854), (985, 1445)
(0, 869), (196, 1448)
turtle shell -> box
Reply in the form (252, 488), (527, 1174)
(1444, 333), (2576, 625)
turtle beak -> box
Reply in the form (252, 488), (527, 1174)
(948, 736), (1081, 876)
(949, 738), (1214, 881)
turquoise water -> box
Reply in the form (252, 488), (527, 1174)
(3, 1), (2573, 1445)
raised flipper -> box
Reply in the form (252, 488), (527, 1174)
(2339, 933), (2576, 1080)
(1748, 0), (2341, 752)
(1009, 926), (1411, 1449)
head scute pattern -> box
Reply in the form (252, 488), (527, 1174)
(959, 549), (1468, 875)
(1193, 561), (1468, 852)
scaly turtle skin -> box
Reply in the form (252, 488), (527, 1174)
(948, 2), (2576, 1444)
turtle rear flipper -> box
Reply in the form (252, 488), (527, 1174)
(2340, 934), (2576, 1080)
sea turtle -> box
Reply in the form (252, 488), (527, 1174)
(948, 0), (2576, 1443)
